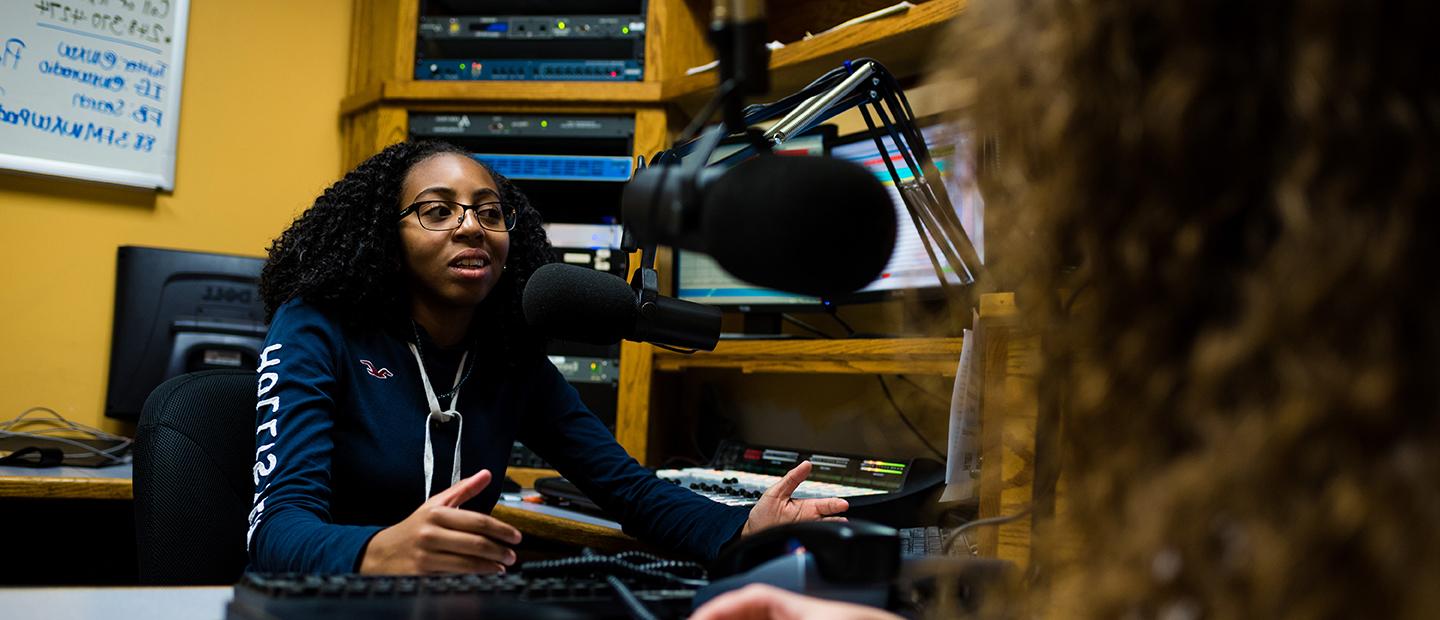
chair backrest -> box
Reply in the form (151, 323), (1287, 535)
(133, 369), (256, 585)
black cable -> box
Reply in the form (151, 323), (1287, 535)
(576, 549), (662, 620)
(895, 374), (951, 406)
(1061, 279), (1092, 315)
(780, 314), (835, 339)
(652, 343), (699, 355)
(824, 304), (857, 337)
(941, 506), (1033, 554)
(606, 574), (659, 620)
(678, 79), (737, 146)
(520, 553), (708, 588)
(612, 551), (709, 581)
(876, 376), (946, 460)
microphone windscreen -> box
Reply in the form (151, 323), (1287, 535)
(522, 263), (636, 345)
(701, 155), (896, 298)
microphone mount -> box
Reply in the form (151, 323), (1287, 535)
(623, 2), (985, 317)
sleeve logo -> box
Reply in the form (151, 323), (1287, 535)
(361, 359), (394, 379)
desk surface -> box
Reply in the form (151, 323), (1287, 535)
(0, 586), (231, 620)
(0, 463), (133, 499)
(0, 463), (643, 551)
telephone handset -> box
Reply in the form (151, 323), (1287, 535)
(713, 519), (902, 582)
(694, 520), (902, 610)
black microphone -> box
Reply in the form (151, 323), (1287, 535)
(523, 263), (722, 351)
(623, 154), (897, 298)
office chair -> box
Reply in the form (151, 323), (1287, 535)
(133, 369), (255, 585)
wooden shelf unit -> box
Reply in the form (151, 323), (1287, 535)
(341, 80), (665, 116)
(343, 1), (964, 114)
(661, 0), (964, 106)
(341, 0), (973, 467)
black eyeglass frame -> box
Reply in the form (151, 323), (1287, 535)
(398, 199), (519, 232)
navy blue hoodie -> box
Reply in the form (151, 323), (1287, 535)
(247, 299), (748, 573)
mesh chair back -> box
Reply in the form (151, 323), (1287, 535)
(134, 369), (256, 585)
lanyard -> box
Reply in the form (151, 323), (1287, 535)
(407, 342), (468, 502)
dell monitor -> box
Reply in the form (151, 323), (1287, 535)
(105, 246), (268, 420)
(671, 127), (834, 333)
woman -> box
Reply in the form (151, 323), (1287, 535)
(248, 140), (847, 574)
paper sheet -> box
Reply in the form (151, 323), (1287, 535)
(803, 2), (916, 40)
(941, 315), (983, 502)
(684, 41), (787, 76)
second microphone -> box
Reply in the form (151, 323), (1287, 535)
(523, 263), (722, 351)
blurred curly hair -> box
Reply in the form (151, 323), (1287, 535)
(940, 0), (1440, 617)
(260, 140), (553, 362)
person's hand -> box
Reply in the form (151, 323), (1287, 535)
(691, 584), (902, 620)
(741, 461), (848, 537)
(359, 469), (523, 574)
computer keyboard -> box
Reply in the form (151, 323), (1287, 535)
(899, 525), (957, 558)
(228, 553), (706, 620)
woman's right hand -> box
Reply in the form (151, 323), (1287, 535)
(359, 469), (523, 574)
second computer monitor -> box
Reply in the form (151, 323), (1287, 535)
(673, 129), (831, 313)
(830, 118), (984, 300)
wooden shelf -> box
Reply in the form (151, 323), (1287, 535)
(505, 466), (558, 488)
(660, 0), (964, 105)
(652, 337), (964, 375)
(341, 80), (664, 116)
(340, 0), (963, 116)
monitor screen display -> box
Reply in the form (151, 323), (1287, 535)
(674, 130), (830, 309)
(831, 120), (984, 297)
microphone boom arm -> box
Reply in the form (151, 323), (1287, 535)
(655, 60), (986, 302)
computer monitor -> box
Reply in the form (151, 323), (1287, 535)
(671, 127), (834, 321)
(105, 246), (268, 420)
(830, 118), (984, 300)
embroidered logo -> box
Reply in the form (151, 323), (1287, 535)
(361, 360), (393, 379)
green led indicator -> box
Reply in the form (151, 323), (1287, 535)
(541, 120), (549, 128)
(622, 26), (630, 34)
(459, 63), (467, 70)
(557, 20), (566, 30)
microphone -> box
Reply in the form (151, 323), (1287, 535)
(623, 154), (897, 298)
(523, 263), (722, 351)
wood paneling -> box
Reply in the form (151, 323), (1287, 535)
(646, 0), (716, 82)
(341, 105), (408, 170)
(616, 341), (656, 464)
(348, 0), (417, 92)
(973, 293), (1043, 567)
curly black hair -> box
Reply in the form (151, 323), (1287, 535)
(260, 140), (553, 362)
(943, 0), (1440, 616)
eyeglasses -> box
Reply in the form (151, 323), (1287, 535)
(399, 199), (518, 232)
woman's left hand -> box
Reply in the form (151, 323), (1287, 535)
(741, 460), (849, 536)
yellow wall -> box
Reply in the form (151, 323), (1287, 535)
(0, 0), (353, 434)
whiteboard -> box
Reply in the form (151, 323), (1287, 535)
(0, 0), (190, 190)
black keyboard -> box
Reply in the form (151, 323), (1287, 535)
(228, 553), (706, 620)
(899, 525), (956, 558)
